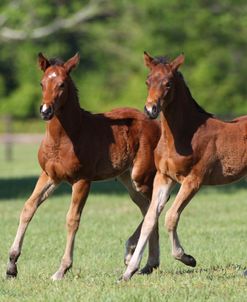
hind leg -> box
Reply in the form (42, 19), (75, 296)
(165, 176), (200, 267)
(118, 170), (159, 274)
(132, 155), (163, 274)
(123, 219), (143, 267)
(122, 172), (175, 281)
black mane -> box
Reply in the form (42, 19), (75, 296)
(179, 73), (214, 117)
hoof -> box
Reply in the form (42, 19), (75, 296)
(139, 263), (159, 275)
(119, 268), (138, 282)
(6, 271), (17, 279)
(6, 264), (18, 279)
(177, 254), (196, 267)
(117, 275), (125, 283)
(51, 271), (64, 281)
(118, 274), (130, 282)
(243, 270), (247, 277)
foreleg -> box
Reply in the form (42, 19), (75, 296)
(6, 171), (57, 278)
(51, 179), (90, 280)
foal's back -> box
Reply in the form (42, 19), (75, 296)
(39, 107), (160, 183)
(77, 107), (160, 180)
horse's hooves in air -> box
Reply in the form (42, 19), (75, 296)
(180, 253), (197, 267)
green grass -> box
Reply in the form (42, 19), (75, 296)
(0, 144), (247, 301)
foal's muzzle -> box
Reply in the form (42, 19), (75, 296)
(40, 104), (54, 121)
(144, 102), (161, 119)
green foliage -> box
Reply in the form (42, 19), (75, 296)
(0, 0), (247, 119)
(1, 83), (40, 118)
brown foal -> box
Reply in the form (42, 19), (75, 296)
(6, 53), (161, 280)
(122, 52), (247, 280)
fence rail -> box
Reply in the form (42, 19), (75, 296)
(0, 134), (43, 144)
(0, 115), (43, 161)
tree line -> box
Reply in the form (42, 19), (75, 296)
(0, 0), (246, 119)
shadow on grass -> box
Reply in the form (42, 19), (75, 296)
(0, 176), (125, 200)
(0, 176), (246, 201)
(158, 263), (246, 278)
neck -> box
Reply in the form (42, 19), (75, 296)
(45, 78), (84, 142)
(160, 73), (211, 154)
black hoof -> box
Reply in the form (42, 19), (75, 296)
(6, 264), (18, 279)
(180, 254), (197, 267)
(6, 270), (17, 279)
(139, 264), (159, 275)
(139, 265), (153, 275)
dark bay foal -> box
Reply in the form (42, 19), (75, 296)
(6, 53), (161, 280)
(122, 52), (247, 280)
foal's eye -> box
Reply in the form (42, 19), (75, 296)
(145, 80), (150, 86)
(59, 82), (65, 89)
(166, 80), (172, 88)
(40, 82), (43, 89)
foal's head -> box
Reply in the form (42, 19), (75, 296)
(38, 53), (80, 120)
(144, 52), (185, 119)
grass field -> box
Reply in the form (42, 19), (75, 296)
(0, 144), (247, 301)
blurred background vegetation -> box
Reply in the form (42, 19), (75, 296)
(0, 0), (247, 132)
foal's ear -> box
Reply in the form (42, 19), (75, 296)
(64, 53), (80, 74)
(170, 54), (185, 72)
(144, 51), (155, 69)
(38, 52), (50, 71)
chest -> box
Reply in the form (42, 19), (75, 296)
(38, 139), (81, 182)
(154, 138), (194, 182)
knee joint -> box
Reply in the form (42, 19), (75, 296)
(21, 205), (36, 223)
(165, 211), (178, 232)
(66, 217), (80, 231)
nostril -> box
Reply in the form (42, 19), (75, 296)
(46, 107), (52, 114)
(40, 104), (54, 120)
(152, 105), (157, 116)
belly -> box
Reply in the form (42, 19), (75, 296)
(204, 158), (247, 185)
(40, 146), (133, 182)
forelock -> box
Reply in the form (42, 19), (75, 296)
(153, 56), (170, 65)
(48, 58), (64, 66)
